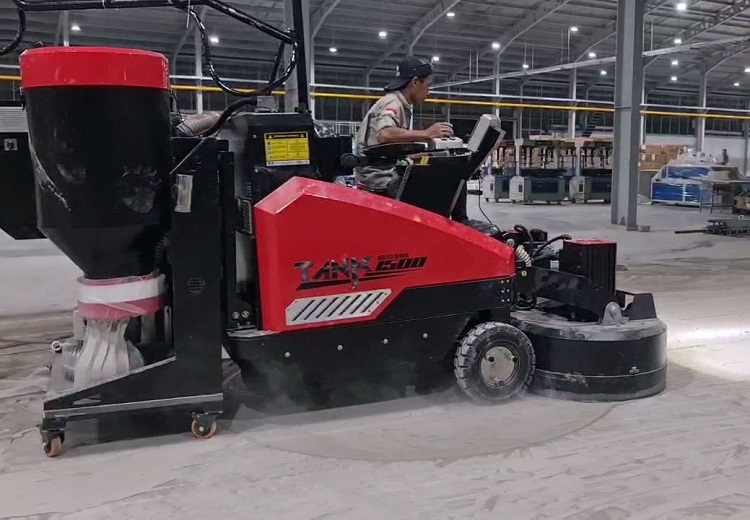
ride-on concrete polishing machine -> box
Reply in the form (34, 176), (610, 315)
(1, 0), (667, 458)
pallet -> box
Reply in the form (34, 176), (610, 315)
(705, 218), (750, 236)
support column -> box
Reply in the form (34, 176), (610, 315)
(568, 69), (577, 139)
(640, 83), (646, 145)
(611, 0), (644, 230)
(493, 55), (501, 118)
(194, 23), (203, 113)
(61, 12), (70, 46)
(696, 75), (707, 152)
(284, 0), (311, 113)
(744, 100), (750, 176)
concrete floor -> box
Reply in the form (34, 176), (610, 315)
(2, 199), (750, 519)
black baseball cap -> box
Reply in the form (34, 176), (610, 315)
(384, 56), (434, 92)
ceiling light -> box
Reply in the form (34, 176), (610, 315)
(588, 51), (597, 59)
(432, 55), (440, 62)
(522, 63), (530, 70)
(492, 41), (501, 50)
(676, 2), (687, 11)
(600, 70), (607, 76)
(744, 66), (750, 73)
(329, 47), (338, 53)
(446, 11), (455, 18)
(70, 23), (81, 32)
(671, 59), (679, 66)
(735, 82), (741, 87)
(209, 35), (220, 44)
(378, 30), (387, 39)
(670, 76), (678, 82)
(570, 26), (579, 33)
(674, 37), (682, 45)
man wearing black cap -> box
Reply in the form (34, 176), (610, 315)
(354, 56), (469, 222)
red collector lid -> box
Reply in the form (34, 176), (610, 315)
(20, 47), (170, 90)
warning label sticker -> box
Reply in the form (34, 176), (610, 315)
(264, 131), (311, 167)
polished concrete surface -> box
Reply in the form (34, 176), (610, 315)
(1, 200), (750, 519)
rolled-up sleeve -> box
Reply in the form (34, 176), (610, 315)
(373, 101), (403, 140)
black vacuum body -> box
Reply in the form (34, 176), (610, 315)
(21, 47), (172, 280)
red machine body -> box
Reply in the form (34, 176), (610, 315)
(254, 177), (516, 332)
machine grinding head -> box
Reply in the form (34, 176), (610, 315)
(19, 47), (172, 281)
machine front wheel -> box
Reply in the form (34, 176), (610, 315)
(454, 322), (535, 404)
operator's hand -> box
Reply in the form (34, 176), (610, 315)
(425, 122), (454, 139)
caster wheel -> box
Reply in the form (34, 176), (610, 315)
(191, 419), (217, 440)
(454, 322), (535, 404)
(43, 436), (63, 458)
(494, 199), (500, 203)
(485, 197), (490, 202)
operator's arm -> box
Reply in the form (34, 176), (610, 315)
(378, 126), (430, 143)
(371, 99), (452, 144)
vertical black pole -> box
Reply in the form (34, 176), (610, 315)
(291, 0), (309, 113)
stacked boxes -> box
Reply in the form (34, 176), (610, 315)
(639, 144), (687, 170)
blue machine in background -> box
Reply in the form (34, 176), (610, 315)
(651, 162), (746, 207)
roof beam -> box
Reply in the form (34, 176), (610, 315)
(365, 0), (461, 75)
(571, 0), (672, 60)
(439, 0), (572, 85)
(311, 0), (343, 38)
(583, 0), (748, 93)
(435, 35), (750, 88)
(648, 39), (750, 92)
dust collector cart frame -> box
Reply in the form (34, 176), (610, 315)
(40, 138), (228, 453)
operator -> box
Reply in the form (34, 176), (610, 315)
(354, 56), (469, 222)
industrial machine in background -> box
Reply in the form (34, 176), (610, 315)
(508, 139), (568, 204)
(482, 137), (613, 205)
(567, 138), (613, 204)
(651, 154), (750, 210)
(1, 0), (667, 458)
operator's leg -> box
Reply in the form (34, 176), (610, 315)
(451, 183), (469, 223)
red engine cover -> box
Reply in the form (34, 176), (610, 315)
(254, 178), (515, 332)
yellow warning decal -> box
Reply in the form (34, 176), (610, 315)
(419, 156), (430, 165)
(264, 131), (311, 167)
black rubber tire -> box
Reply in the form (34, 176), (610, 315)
(454, 322), (535, 404)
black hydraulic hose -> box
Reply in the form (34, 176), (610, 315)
(269, 40), (285, 83)
(13, 0), (296, 45)
(12, 0), (301, 135)
(532, 234), (572, 260)
(0, 9), (26, 57)
(513, 224), (535, 257)
(197, 43), (298, 137)
(181, 6), (295, 98)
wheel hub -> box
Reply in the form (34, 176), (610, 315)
(480, 345), (518, 388)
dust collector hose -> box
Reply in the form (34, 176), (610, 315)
(176, 112), (222, 137)
(515, 246), (532, 267)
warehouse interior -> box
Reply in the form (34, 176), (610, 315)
(2, 0), (750, 518)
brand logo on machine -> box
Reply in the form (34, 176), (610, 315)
(294, 253), (428, 290)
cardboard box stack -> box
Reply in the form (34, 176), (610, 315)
(639, 144), (687, 170)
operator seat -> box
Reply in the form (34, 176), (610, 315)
(341, 142), (502, 240)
